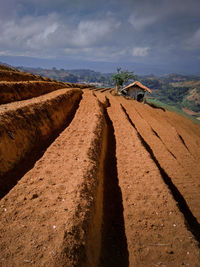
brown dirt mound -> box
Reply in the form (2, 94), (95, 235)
(119, 97), (200, 224)
(0, 88), (82, 196)
(0, 70), (46, 82)
(64, 83), (96, 90)
(0, 81), (68, 104)
(0, 92), (106, 266)
(0, 64), (18, 72)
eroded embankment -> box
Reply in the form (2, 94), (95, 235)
(0, 81), (67, 104)
(0, 88), (82, 198)
(0, 91), (107, 267)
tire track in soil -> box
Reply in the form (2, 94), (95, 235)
(98, 97), (129, 267)
(0, 94), (82, 199)
(121, 104), (200, 244)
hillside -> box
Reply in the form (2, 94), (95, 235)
(18, 66), (113, 87)
(0, 63), (200, 266)
(18, 66), (200, 114)
(140, 74), (200, 115)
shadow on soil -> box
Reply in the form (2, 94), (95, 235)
(177, 133), (190, 153)
(145, 101), (166, 112)
(121, 104), (200, 246)
(98, 98), (129, 267)
(0, 96), (82, 199)
(134, 106), (177, 160)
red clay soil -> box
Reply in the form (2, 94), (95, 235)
(0, 88), (82, 197)
(0, 87), (200, 266)
(0, 70), (46, 82)
(0, 81), (68, 104)
(118, 97), (200, 225)
(164, 110), (200, 160)
(0, 91), (107, 266)
(104, 94), (200, 266)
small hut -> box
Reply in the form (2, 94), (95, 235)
(121, 81), (152, 102)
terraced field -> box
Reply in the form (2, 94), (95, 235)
(0, 67), (200, 266)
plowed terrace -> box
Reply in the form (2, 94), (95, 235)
(0, 68), (200, 267)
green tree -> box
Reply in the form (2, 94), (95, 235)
(112, 68), (136, 92)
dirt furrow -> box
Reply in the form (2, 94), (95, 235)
(0, 88), (82, 198)
(132, 102), (200, 180)
(100, 88), (112, 93)
(121, 105), (200, 242)
(0, 81), (67, 104)
(0, 91), (107, 266)
(148, 102), (200, 161)
(106, 95), (200, 266)
(119, 98), (200, 225)
(0, 70), (45, 82)
(98, 97), (129, 267)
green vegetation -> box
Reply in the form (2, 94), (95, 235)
(112, 68), (136, 92)
(140, 74), (200, 114)
(146, 98), (200, 125)
(150, 84), (190, 105)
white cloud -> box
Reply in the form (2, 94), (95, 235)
(185, 28), (200, 50)
(0, 0), (199, 71)
(128, 15), (157, 30)
(72, 19), (121, 47)
(0, 13), (60, 51)
(64, 46), (127, 62)
(132, 47), (150, 57)
(0, 12), (121, 58)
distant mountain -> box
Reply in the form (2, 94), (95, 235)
(17, 66), (114, 87)
(17, 66), (79, 83)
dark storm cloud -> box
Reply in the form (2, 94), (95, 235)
(0, 0), (199, 73)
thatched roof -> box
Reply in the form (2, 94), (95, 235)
(123, 81), (152, 93)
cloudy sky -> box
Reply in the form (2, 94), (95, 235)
(0, 0), (200, 74)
